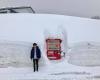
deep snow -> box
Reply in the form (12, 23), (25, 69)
(0, 41), (100, 80)
(0, 13), (100, 80)
(68, 42), (100, 66)
(1, 58), (100, 80)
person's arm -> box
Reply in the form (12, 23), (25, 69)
(30, 48), (33, 60)
(39, 48), (41, 58)
(37, 46), (41, 58)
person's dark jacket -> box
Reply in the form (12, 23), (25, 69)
(30, 46), (41, 59)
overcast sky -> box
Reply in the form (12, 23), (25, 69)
(0, 0), (100, 18)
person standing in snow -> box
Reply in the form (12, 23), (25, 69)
(30, 43), (41, 72)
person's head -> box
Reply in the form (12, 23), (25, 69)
(33, 43), (37, 47)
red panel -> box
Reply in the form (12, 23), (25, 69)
(46, 39), (62, 60)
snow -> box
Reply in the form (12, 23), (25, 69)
(0, 13), (99, 80)
(68, 42), (100, 66)
(1, 60), (100, 80)
(0, 42), (100, 79)
(0, 13), (100, 44)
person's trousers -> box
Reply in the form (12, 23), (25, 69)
(33, 59), (39, 72)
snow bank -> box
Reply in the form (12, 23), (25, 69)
(0, 13), (99, 67)
(0, 13), (100, 44)
(0, 40), (48, 67)
(68, 42), (100, 66)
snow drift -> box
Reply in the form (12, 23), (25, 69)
(0, 40), (48, 67)
(0, 13), (99, 67)
(68, 42), (100, 66)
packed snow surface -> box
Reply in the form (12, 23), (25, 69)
(0, 40), (100, 80)
(68, 42), (100, 66)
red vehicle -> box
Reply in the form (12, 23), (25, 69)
(46, 39), (62, 60)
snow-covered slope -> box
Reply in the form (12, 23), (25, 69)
(0, 13), (100, 44)
(68, 42), (100, 66)
(0, 14), (99, 80)
(0, 40), (49, 68)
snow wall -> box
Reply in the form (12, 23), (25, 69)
(0, 13), (100, 67)
(68, 42), (100, 66)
